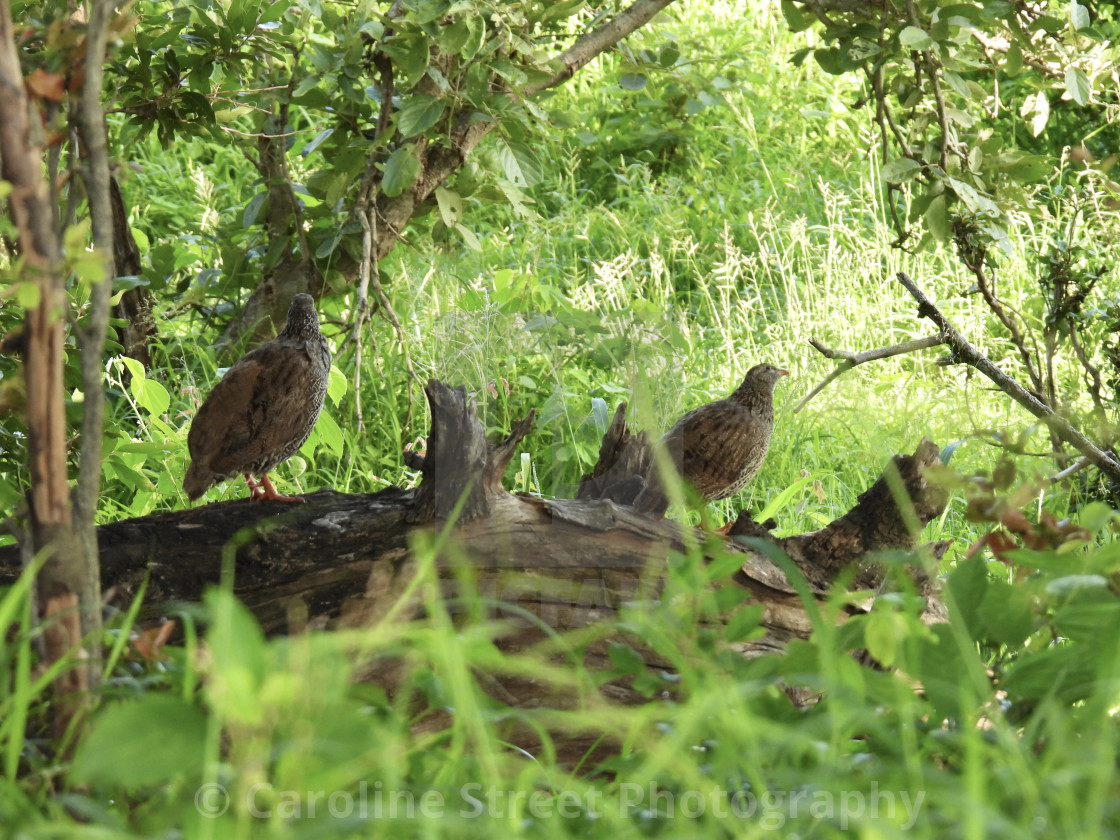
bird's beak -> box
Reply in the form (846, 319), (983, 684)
(778, 369), (789, 376)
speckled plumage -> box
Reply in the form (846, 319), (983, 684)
(183, 293), (331, 502)
(637, 363), (787, 512)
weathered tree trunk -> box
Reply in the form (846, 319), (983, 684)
(0, 0), (103, 734)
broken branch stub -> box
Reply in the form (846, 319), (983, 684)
(576, 402), (653, 507)
(408, 380), (534, 523)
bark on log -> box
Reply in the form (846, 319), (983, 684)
(0, 380), (949, 760)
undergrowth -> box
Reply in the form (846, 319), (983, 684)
(2, 1), (1118, 838)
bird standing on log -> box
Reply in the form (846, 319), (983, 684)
(183, 293), (331, 503)
(636, 363), (788, 516)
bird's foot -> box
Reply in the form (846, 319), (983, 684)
(249, 474), (305, 504)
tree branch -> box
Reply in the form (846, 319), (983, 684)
(531, 0), (680, 94)
(796, 335), (944, 412)
(71, 0), (116, 690)
(896, 272), (1120, 484)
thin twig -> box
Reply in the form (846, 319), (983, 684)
(795, 335), (943, 412)
(349, 209), (374, 432)
(1069, 324), (1106, 416)
(220, 126), (304, 139)
(1050, 456), (1092, 483)
(896, 271), (1120, 485)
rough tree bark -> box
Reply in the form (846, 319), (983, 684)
(216, 106), (324, 356)
(0, 379), (949, 758)
(0, 0), (99, 730)
(110, 176), (157, 368)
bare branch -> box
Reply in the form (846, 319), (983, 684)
(795, 335), (944, 413)
(530, 0), (679, 93)
(1050, 456), (1092, 483)
(896, 272), (1120, 485)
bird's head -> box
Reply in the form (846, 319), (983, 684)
(745, 363), (789, 392)
(281, 293), (321, 339)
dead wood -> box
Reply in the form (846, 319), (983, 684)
(0, 379), (949, 762)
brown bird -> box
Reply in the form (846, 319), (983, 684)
(636, 363), (788, 516)
(183, 293), (331, 503)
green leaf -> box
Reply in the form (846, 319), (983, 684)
(434, 186), (464, 226)
(292, 74), (320, 99)
(314, 230), (342, 259)
(608, 642), (645, 675)
(381, 146), (421, 197)
(204, 589), (268, 725)
(301, 127), (333, 156)
(494, 138), (543, 188)
(724, 604), (764, 642)
(946, 552), (988, 641)
(947, 177), (999, 215)
(942, 70), (970, 99)
(327, 364), (347, 405)
(395, 95), (446, 137)
(1064, 66), (1091, 106)
(15, 282), (40, 310)
(619, 73), (647, 91)
(780, 0), (813, 32)
(912, 624), (978, 720)
(756, 472), (820, 522)
(1002, 644), (1098, 705)
(899, 25), (933, 49)
(438, 19), (473, 54)
(459, 15), (485, 60)
(242, 192), (266, 229)
(864, 610), (904, 668)
(121, 356), (146, 384)
(813, 47), (851, 75)
(881, 157), (922, 183)
(1071, 0), (1090, 31)
(315, 410), (344, 457)
(71, 695), (207, 787)
(924, 192), (949, 242)
(71, 252), (107, 284)
(658, 42), (680, 67)
(137, 379), (171, 418)
(978, 580), (1035, 646)
(454, 223), (481, 251)
(1020, 91), (1050, 136)
(1004, 41), (1022, 75)
(381, 32), (430, 90)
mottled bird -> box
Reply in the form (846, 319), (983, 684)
(183, 293), (331, 503)
(636, 363), (788, 515)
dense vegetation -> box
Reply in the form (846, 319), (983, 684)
(2, 0), (1120, 837)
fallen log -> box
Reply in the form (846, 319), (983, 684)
(0, 380), (949, 760)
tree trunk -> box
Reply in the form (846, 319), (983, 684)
(219, 0), (681, 351)
(0, 0), (100, 734)
(111, 175), (156, 369)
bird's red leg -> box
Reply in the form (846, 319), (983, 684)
(244, 475), (265, 500)
(252, 473), (305, 504)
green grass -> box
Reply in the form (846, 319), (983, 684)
(3, 0), (1120, 837)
